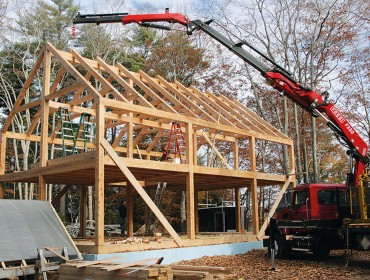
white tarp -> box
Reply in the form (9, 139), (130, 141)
(0, 200), (80, 262)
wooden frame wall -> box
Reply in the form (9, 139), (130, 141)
(0, 43), (295, 253)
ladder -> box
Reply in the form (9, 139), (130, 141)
(165, 122), (186, 163)
(73, 113), (95, 153)
(53, 108), (95, 157)
(146, 182), (167, 234)
(55, 107), (76, 156)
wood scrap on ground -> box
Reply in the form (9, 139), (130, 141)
(58, 258), (228, 280)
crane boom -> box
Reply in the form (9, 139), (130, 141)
(73, 10), (369, 184)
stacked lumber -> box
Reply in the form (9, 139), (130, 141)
(58, 259), (227, 280)
(171, 265), (227, 280)
(59, 263), (172, 279)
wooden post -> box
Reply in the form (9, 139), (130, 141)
(186, 122), (195, 239)
(195, 190), (199, 235)
(95, 100), (105, 247)
(193, 130), (198, 166)
(80, 186), (87, 237)
(249, 136), (259, 234)
(235, 187), (241, 233)
(288, 144), (296, 189)
(127, 183), (134, 237)
(127, 112), (134, 159)
(39, 49), (51, 201)
(234, 139), (239, 170)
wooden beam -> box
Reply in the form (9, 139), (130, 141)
(95, 100), (105, 247)
(235, 187), (241, 232)
(96, 57), (154, 109)
(71, 50), (127, 102)
(0, 133), (6, 176)
(38, 49), (52, 201)
(288, 144), (297, 189)
(45, 43), (100, 100)
(234, 139), (239, 170)
(176, 82), (234, 127)
(101, 138), (183, 247)
(231, 98), (289, 139)
(249, 136), (258, 234)
(157, 76), (216, 122)
(186, 123), (195, 239)
(51, 185), (72, 206)
(127, 183), (134, 237)
(190, 87), (251, 130)
(251, 178), (259, 234)
(127, 112), (134, 159)
(102, 258), (158, 272)
(102, 97), (294, 146)
(257, 168), (295, 240)
(70, 257), (121, 268)
(202, 133), (232, 170)
(118, 66), (177, 113)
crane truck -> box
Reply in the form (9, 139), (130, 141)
(73, 9), (370, 258)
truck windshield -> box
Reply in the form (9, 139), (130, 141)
(294, 191), (307, 207)
(318, 190), (337, 205)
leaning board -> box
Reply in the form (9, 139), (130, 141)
(0, 200), (80, 262)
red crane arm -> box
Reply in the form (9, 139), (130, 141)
(122, 12), (189, 26)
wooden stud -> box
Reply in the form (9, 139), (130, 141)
(234, 139), (239, 170)
(235, 187), (241, 233)
(127, 112), (134, 159)
(95, 100), (105, 247)
(0, 133), (6, 176)
(127, 183), (134, 237)
(186, 123), (195, 240)
(249, 136), (259, 234)
(288, 144), (297, 189)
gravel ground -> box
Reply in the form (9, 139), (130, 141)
(175, 249), (370, 280)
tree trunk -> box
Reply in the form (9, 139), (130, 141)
(294, 104), (303, 183)
(303, 143), (309, 183)
(311, 116), (319, 182)
(282, 96), (289, 174)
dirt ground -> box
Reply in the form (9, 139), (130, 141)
(175, 249), (370, 280)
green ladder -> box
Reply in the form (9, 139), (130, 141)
(73, 112), (95, 153)
(54, 108), (95, 157)
(56, 107), (76, 156)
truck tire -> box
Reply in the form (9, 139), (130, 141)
(269, 234), (291, 259)
(313, 238), (330, 259)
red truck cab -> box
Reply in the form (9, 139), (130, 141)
(277, 183), (346, 222)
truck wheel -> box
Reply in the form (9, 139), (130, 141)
(269, 234), (290, 259)
(313, 238), (330, 259)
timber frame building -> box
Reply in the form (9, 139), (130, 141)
(0, 43), (295, 254)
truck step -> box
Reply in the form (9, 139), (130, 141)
(292, 235), (314, 240)
(291, 247), (311, 252)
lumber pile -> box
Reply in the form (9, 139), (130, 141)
(58, 259), (227, 280)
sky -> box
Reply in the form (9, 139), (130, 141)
(76, 0), (199, 14)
